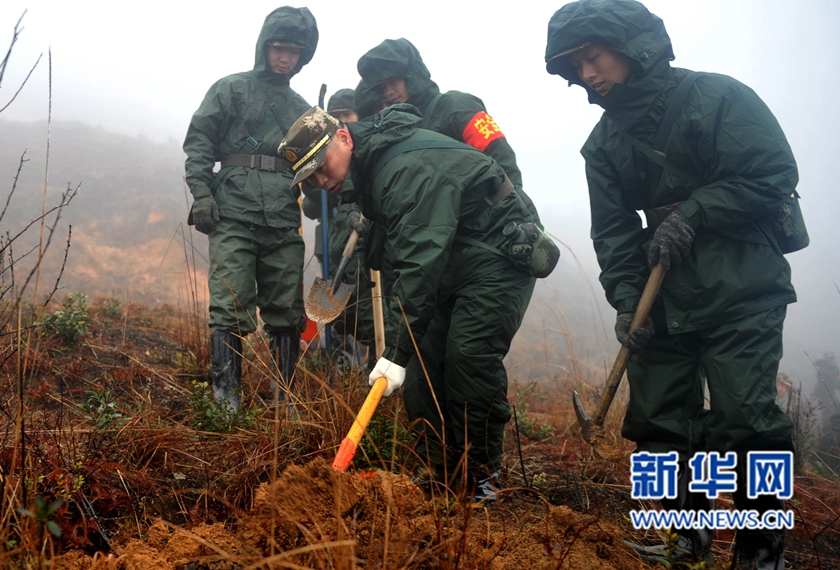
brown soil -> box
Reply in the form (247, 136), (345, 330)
(52, 457), (644, 570)
(8, 299), (840, 569)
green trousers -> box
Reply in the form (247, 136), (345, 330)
(208, 218), (305, 336)
(623, 305), (794, 457)
(401, 244), (535, 481)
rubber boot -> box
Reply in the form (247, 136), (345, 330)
(626, 461), (714, 566)
(733, 464), (786, 570)
(269, 332), (300, 403)
(211, 331), (242, 412)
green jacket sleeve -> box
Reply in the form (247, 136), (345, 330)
(183, 79), (234, 200)
(436, 92), (540, 225)
(584, 133), (650, 315)
(669, 74), (798, 231)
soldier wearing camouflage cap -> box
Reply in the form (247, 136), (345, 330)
(279, 105), (543, 504)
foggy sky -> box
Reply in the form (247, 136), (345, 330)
(2, 0), (839, 391)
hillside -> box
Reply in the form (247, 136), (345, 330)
(0, 293), (836, 568)
(0, 118), (615, 382)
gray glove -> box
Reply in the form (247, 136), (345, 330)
(346, 210), (371, 236)
(191, 196), (220, 235)
(615, 312), (655, 357)
(648, 210), (695, 271)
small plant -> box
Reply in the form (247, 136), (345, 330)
(18, 496), (64, 538)
(359, 408), (413, 470)
(515, 403), (555, 441)
(102, 298), (122, 318)
(43, 292), (89, 345)
(189, 381), (258, 433)
(83, 388), (128, 431)
(531, 472), (553, 494)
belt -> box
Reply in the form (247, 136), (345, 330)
(644, 202), (683, 230)
(461, 174), (515, 222)
(220, 154), (284, 172)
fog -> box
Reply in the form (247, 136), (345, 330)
(2, 0), (839, 391)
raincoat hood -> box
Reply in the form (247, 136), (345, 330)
(327, 88), (356, 114)
(544, 0), (673, 106)
(254, 6), (318, 82)
(357, 38), (440, 111)
(353, 78), (388, 119)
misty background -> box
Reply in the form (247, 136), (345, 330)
(1, 0), (838, 395)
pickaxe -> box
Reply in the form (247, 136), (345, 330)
(573, 263), (666, 443)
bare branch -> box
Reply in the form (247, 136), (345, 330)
(0, 149), (28, 225)
(0, 10), (27, 84)
(0, 11), (43, 114)
(40, 224), (72, 309)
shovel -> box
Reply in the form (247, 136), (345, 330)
(573, 263), (666, 443)
(305, 229), (360, 324)
(333, 376), (388, 472)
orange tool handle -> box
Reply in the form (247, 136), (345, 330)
(332, 376), (388, 472)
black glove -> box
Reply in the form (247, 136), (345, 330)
(615, 312), (655, 357)
(648, 210), (695, 271)
(191, 196), (220, 235)
(346, 210), (371, 236)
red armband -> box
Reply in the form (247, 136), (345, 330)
(461, 111), (505, 152)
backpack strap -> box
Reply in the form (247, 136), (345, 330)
(371, 132), (469, 180)
(209, 74), (300, 192)
(614, 72), (705, 188)
(371, 132), (513, 223)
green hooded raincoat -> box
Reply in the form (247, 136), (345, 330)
(183, 7), (317, 335)
(347, 105), (536, 479)
(545, 0), (796, 456)
(356, 38), (541, 225)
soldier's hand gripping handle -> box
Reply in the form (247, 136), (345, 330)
(648, 210), (694, 271)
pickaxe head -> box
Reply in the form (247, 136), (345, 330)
(572, 390), (594, 443)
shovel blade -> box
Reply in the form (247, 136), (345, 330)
(305, 277), (354, 324)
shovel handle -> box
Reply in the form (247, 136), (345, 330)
(332, 376), (388, 472)
(330, 230), (360, 292)
(591, 263), (666, 427)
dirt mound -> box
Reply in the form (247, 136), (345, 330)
(51, 457), (645, 569)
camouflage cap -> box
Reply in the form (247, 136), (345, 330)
(277, 107), (341, 188)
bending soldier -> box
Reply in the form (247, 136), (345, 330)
(278, 105), (542, 503)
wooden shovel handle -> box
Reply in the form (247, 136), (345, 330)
(342, 229), (360, 258)
(332, 376), (388, 472)
(592, 264), (666, 427)
(370, 270), (385, 359)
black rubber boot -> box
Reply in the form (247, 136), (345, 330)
(269, 332), (300, 403)
(210, 331), (242, 412)
(733, 464), (786, 570)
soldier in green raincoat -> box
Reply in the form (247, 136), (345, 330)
(545, 0), (800, 567)
(183, 6), (318, 412)
(277, 105), (544, 502)
(355, 40), (550, 485)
